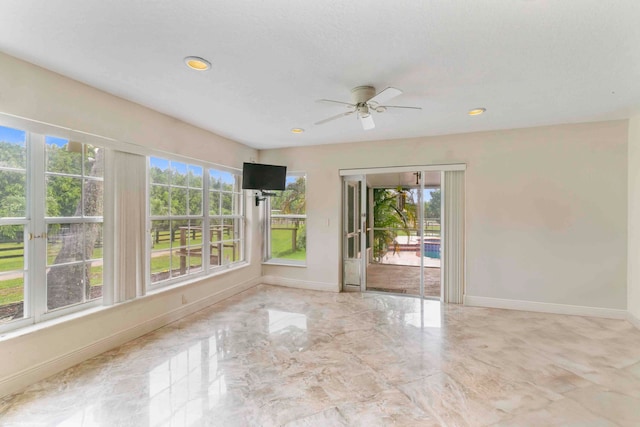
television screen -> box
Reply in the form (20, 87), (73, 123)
(242, 162), (287, 190)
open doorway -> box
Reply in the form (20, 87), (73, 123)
(342, 165), (465, 302)
(365, 171), (441, 297)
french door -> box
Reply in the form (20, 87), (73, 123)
(340, 165), (465, 301)
(342, 175), (365, 291)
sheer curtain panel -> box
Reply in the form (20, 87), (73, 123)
(104, 150), (147, 303)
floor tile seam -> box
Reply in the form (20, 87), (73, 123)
(385, 381), (448, 426)
(412, 354), (563, 416)
(547, 358), (627, 388)
(386, 370), (444, 388)
(456, 360), (590, 406)
(282, 405), (346, 426)
(556, 394), (626, 427)
(618, 358), (640, 371)
(562, 375), (640, 401)
(393, 375), (474, 427)
(397, 372), (561, 427)
(473, 328), (589, 370)
(576, 376), (640, 401)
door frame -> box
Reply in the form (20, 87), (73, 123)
(340, 164), (466, 300)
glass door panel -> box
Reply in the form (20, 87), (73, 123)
(342, 176), (364, 291)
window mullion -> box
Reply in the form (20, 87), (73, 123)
(29, 133), (46, 322)
(203, 169), (210, 273)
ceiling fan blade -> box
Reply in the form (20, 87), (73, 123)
(314, 110), (355, 125)
(316, 99), (356, 107)
(381, 105), (422, 110)
(359, 114), (375, 130)
(368, 87), (402, 105)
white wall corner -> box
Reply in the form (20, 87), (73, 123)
(464, 295), (628, 320)
(261, 275), (340, 292)
(0, 275), (261, 399)
(628, 311), (640, 329)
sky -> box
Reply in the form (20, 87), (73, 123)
(0, 125), (72, 149)
(0, 125), (26, 144)
(150, 156), (233, 185)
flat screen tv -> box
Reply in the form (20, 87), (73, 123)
(242, 162), (287, 191)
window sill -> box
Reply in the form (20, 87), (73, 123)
(262, 259), (306, 268)
(147, 261), (251, 295)
(0, 261), (251, 341)
(0, 304), (110, 342)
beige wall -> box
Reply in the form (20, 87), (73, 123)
(0, 49), (633, 397)
(0, 52), (262, 396)
(628, 115), (640, 322)
(261, 120), (628, 309)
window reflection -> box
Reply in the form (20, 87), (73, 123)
(148, 342), (204, 426)
(54, 404), (100, 427)
(146, 333), (230, 426)
(268, 309), (308, 334)
(405, 300), (442, 328)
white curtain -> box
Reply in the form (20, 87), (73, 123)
(104, 150), (147, 304)
(443, 170), (465, 303)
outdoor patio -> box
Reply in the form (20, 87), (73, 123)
(367, 250), (441, 297)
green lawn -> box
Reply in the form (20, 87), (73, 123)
(0, 264), (103, 307)
(47, 244), (103, 264)
(150, 242), (240, 282)
(271, 229), (306, 260)
(0, 242), (24, 272)
(0, 277), (23, 305)
(0, 226), (292, 303)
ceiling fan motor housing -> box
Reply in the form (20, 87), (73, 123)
(351, 86), (376, 104)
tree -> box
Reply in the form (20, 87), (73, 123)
(372, 188), (411, 261)
(425, 189), (441, 220)
(46, 145), (104, 310)
(271, 176), (305, 214)
(0, 141), (27, 240)
(271, 177), (306, 252)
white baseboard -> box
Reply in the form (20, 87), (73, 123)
(0, 276), (260, 399)
(261, 275), (339, 292)
(464, 295), (628, 320)
(628, 312), (640, 329)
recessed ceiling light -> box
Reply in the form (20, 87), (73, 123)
(184, 56), (211, 71)
(468, 108), (486, 116)
(291, 128), (305, 134)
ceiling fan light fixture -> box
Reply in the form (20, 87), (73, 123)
(290, 128), (305, 134)
(468, 107), (486, 116)
(184, 56), (211, 71)
(358, 104), (370, 117)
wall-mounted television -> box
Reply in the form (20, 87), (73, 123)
(242, 162), (287, 191)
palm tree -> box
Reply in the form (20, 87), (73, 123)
(373, 188), (413, 261)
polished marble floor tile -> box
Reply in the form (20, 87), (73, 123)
(1, 284), (640, 426)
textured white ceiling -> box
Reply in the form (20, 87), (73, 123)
(1, 1), (639, 149)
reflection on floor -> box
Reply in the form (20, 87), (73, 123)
(2, 285), (640, 426)
(366, 264), (440, 297)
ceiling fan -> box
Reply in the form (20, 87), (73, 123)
(314, 86), (421, 130)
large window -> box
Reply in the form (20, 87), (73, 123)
(45, 137), (104, 311)
(149, 158), (204, 285)
(148, 158), (244, 287)
(266, 173), (306, 263)
(0, 125), (104, 328)
(209, 168), (243, 268)
(0, 121), (247, 332)
(0, 126), (28, 325)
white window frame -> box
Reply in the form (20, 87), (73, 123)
(264, 172), (306, 266)
(147, 157), (207, 289)
(0, 125), (106, 334)
(208, 167), (245, 272)
(146, 158), (246, 290)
